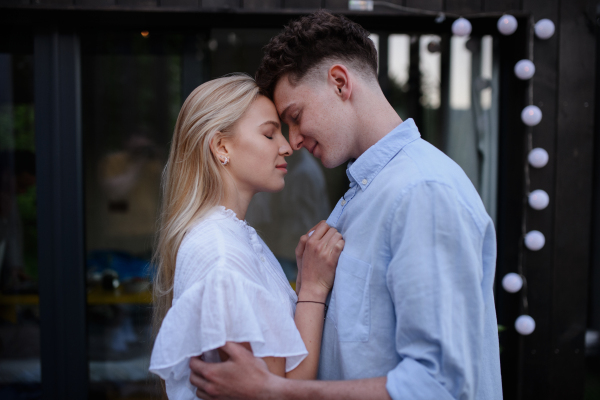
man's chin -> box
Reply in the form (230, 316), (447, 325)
(319, 155), (347, 169)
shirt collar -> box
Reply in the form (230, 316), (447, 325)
(346, 119), (421, 191)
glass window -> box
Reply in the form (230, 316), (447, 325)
(387, 33), (499, 222)
(81, 30), (184, 399)
(0, 31), (40, 398)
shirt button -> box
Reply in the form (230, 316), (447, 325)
(341, 200), (347, 206)
(260, 256), (265, 262)
(362, 178), (368, 185)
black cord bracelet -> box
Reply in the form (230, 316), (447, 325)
(296, 300), (328, 317)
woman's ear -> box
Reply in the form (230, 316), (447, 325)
(210, 133), (231, 165)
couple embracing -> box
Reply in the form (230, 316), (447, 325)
(149, 10), (502, 400)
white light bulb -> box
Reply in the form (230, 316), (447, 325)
(535, 19), (555, 40)
(514, 60), (535, 80)
(528, 148), (549, 168)
(515, 315), (536, 335)
(452, 18), (472, 37)
(525, 230), (545, 251)
(502, 273), (523, 293)
(528, 190), (550, 210)
(521, 105), (542, 126)
(497, 14), (518, 35)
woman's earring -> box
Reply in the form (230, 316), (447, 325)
(220, 157), (229, 166)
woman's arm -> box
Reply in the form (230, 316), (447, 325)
(218, 221), (343, 380)
(287, 221), (344, 380)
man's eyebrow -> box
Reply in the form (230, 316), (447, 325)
(260, 120), (280, 129)
(279, 104), (292, 121)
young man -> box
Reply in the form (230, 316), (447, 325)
(189, 10), (502, 400)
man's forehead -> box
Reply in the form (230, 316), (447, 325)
(273, 77), (299, 114)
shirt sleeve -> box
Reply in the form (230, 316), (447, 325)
(384, 181), (488, 400)
(149, 267), (308, 385)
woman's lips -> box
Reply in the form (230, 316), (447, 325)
(276, 163), (288, 172)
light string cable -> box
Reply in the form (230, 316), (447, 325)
(370, 1), (524, 19)
(518, 14), (537, 316)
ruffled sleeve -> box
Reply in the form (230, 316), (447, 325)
(149, 267), (308, 389)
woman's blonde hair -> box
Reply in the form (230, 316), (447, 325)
(152, 74), (260, 347)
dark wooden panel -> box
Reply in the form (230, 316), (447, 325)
(517, 0), (559, 399)
(36, 29), (89, 400)
(160, 0), (198, 7)
(0, 0), (32, 5)
(33, 0), (73, 5)
(116, 0), (157, 5)
(202, 0), (239, 8)
(406, 0), (442, 11)
(76, 0), (115, 5)
(324, 0), (347, 9)
(244, 0), (280, 9)
(445, 0), (481, 14)
(482, 0), (520, 12)
(493, 20), (530, 400)
(284, 0), (320, 8)
(550, 0), (596, 397)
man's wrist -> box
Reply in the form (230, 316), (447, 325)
(262, 373), (288, 400)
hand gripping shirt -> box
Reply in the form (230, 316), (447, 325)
(150, 207), (308, 400)
(318, 119), (502, 400)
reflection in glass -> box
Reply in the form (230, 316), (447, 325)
(82, 31), (183, 399)
(0, 43), (41, 397)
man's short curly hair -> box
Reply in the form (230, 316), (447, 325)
(255, 10), (378, 99)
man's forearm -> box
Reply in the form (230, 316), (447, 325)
(267, 376), (391, 400)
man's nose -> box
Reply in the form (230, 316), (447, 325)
(288, 127), (303, 151)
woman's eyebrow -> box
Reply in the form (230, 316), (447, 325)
(259, 120), (281, 129)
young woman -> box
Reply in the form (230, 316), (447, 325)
(149, 74), (344, 399)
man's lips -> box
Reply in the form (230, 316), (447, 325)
(276, 163), (288, 171)
(309, 143), (318, 155)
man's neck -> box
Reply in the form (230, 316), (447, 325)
(352, 86), (403, 159)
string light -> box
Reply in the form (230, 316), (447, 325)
(515, 315), (536, 335)
(502, 273), (524, 293)
(528, 189), (549, 210)
(535, 19), (555, 40)
(528, 148), (549, 168)
(497, 14), (518, 35)
(452, 18), (472, 36)
(525, 230), (545, 251)
(514, 60), (535, 80)
(521, 105), (542, 126)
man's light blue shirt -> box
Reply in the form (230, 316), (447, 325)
(317, 119), (502, 399)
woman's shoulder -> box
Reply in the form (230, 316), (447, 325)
(179, 207), (246, 254)
(174, 207), (257, 291)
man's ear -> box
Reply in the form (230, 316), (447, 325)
(328, 64), (352, 101)
(210, 133), (231, 163)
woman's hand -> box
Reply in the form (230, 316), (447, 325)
(295, 221), (344, 302)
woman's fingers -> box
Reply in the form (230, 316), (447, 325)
(330, 238), (345, 259)
(307, 220), (330, 241)
(295, 234), (308, 260)
(319, 227), (338, 250)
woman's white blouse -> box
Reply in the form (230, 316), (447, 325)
(149, 206), (308, 399)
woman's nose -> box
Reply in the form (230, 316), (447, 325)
(280, 139), (293, 157)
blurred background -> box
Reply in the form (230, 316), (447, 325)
(0, 1), (598, 399)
